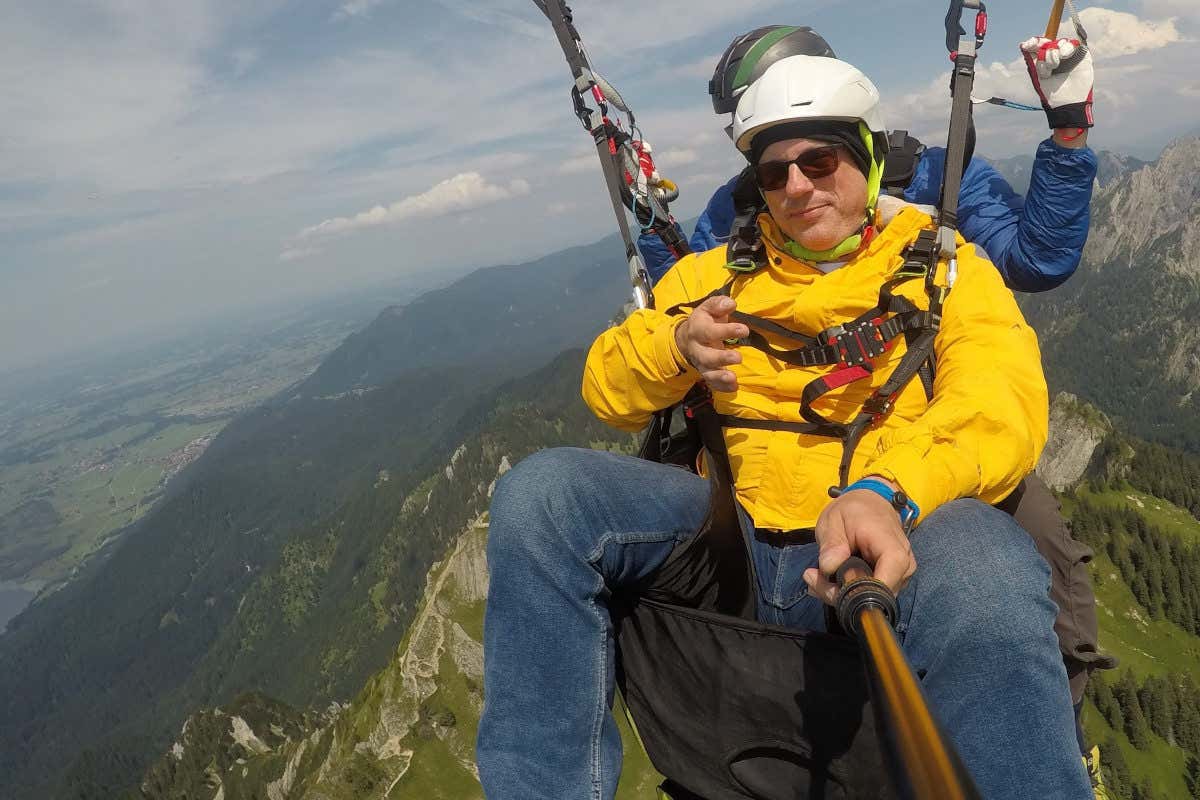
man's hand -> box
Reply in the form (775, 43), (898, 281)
(674, 296), (748, 393)
(803, 478), (917, 605)
(1020, 37), (1094, 133)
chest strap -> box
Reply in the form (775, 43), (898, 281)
(664, 228), (946, 490)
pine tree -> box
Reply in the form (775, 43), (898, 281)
(1143, 535), (1166, 619)
(1173, 673), (1200, 756)
(1185, 755), (1200, 799)
(1163, 539), (1185, 624)
(1115, 670), (1152, 750)
(1102, 737), (1131, 799)
(1113, 544), (1136, 586)
(1131, 573), (1151, 611)
(1139, 674), (1174, 743)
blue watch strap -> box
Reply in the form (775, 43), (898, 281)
(842, 478), (920, 532)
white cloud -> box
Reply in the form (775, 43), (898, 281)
(333, 0), (385, 20)
(279, 246), (319, 262)
(652, 53), (721, 84)
(1078, 7), (1184, 57)
(659, 149), (700, 168)
(558, 154), (600, 175)
(73, 275), (113, 293)
(230, 47), (260, 76)
(298, 172), (531, 240)
(1140, 0), (1200, 23)
(433, 0), (547, 39)
(885, 6), (1194, 155)
(546, 201), (576, 215)
(552, 0), (814, 52)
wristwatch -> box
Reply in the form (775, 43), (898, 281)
(841, 477), (920, 533)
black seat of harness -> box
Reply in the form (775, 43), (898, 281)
(612, 458), (898, 800)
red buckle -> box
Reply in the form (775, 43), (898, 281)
(683, 392), (713, 419)
(975, 11), (987, 37)
(832, 317), (889, 368)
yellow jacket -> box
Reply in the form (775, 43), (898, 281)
(583, 206), (1048, 531)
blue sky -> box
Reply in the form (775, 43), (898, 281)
(1, 0), (1197, 373)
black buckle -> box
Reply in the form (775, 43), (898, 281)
(820, 319), (888, 368)
(570, 86), (593, 130)
(863, 392), (897, 420)
(683, 389), (713, 419)
(901, 229), (938, 260)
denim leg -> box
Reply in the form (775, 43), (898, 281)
(477, 447), (710, 800)
(896, 499), (1092, 800)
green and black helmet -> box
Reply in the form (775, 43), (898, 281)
(708, 26), (837, 115)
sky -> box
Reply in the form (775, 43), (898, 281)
(1, 0), (1197, 374)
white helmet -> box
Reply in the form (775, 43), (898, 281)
(731, 55), (885, 155)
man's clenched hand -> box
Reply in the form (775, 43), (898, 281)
(803, 478), (917, 605)
(674, 296), (748, 393)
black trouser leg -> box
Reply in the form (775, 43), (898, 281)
(998, 475), (1117, 755)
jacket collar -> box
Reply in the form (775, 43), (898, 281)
(757, 203), (935, 275)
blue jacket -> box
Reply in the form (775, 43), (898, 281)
(639, 137), (1096, 293)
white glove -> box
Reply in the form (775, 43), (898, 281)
(1020, 37), (1094, 129)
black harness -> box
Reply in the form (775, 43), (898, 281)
(568, 1), (988, 792)
(880, 130), (927, 197)
(650, 226), (945, 493)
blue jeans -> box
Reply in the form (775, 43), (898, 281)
(477, 448), (1090, 799)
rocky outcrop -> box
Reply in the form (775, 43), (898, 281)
(354, 516), (488, 774)
(139, 693), (318, 800)
(139, 479), (498, 799)
(1084, 137), (1200, 275)
(1037, 393), (1113, 491)
(1095, 150), (1147, 189)
(1019, 138), (1200, 450)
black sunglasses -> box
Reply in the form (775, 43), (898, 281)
(754, 145), (843, 191)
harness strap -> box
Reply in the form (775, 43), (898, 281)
(880, 130), (927, 197)
(718, 414), (849, 439)
(537, 0), (697, 309)
(725, 167), (769, 273)
(682, 387), (734, 487)
(658, 221), (948, 491)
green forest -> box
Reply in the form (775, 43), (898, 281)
(1063, 446), (1200, 799)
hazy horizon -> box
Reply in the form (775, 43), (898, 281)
(3, 0), (1197, 374)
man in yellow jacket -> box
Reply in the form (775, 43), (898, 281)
(478, 55), (1092, 799)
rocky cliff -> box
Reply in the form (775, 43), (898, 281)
(1038, 393), (1113, 491)
(1020, 137), (1200, 452)
(140, 513), (492, 800)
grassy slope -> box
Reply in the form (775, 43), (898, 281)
(376, 520), (663, 799)
(0, 314), (356, 587)
(1063, 486), (1200, 798)
(138, 479), (1200, 800)
(0, 418), (224, 583)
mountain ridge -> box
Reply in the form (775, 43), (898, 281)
(0, 229), (631, 797)
(5, 138), (1199, 798)
(1019, 136), (1200, 453)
